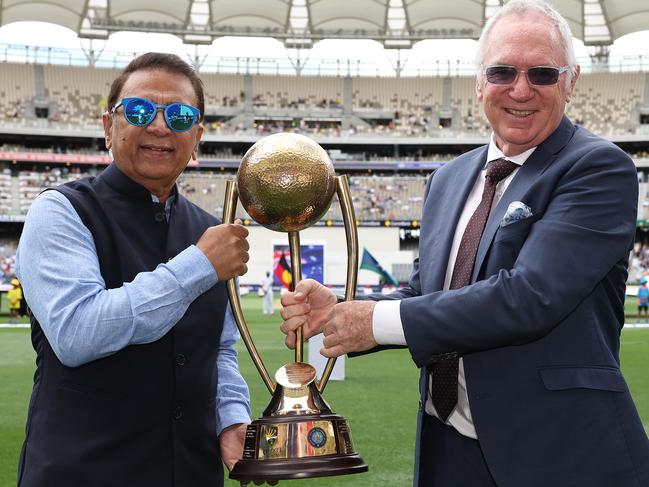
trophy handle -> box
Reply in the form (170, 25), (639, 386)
(223, 181), (275, 394)
(317, 175), (358, 393)
(288, 231), (304, 363)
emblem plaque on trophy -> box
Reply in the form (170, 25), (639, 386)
(222, 132), (368, 484)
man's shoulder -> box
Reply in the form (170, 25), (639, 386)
(29, 188), (78, 216)
(53, 175), (98, 201)
(529, 118), (632, 175)
(570, 124), (629, 157)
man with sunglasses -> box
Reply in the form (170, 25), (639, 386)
(280, 0), (649, 486)
(16, 53), (252, 487)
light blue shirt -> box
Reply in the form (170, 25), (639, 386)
(16, 190), (251, 435)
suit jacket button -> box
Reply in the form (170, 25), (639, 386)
(175, 354), (186, 366)
(173, 406), (183, 420)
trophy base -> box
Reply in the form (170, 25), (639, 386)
(230, 453), (368, 482)
(230, 363), (368, 483)
(229, 411), (368, 483)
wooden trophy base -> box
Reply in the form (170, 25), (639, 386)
(230, 363), (368, 484)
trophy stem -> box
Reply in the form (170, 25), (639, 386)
(288, 231), (303, 362)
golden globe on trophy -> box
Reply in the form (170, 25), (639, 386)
(222, 132), (368, 484)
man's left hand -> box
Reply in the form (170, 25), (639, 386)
(321, 301), (378, 358)
(219, 422), (248, 471)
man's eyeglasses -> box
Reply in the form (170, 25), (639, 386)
(484, 65), (570, 86)
(111, 97), (201, 132)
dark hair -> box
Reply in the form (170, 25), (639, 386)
(107, 52), (205, 122)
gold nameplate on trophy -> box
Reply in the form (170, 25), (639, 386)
(222, 132), (368, 484)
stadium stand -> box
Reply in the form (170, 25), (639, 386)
(42, 65), (118, 126)
(0, 168), (13, 215)
(0, 62), (34, 122)
(251, 75), (343, 110)
(17, 167), (85, 214)
(2, 62), (649, 138)
(202, 73), (244, 109)
(0, 167), (429, 224)
(2, 61), (649, 274)
(566, 72), (647, 135)
(450, 76), (490, 136)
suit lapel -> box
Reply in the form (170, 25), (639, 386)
(426, 148), (488, 289)
(472, 116), (576, 281)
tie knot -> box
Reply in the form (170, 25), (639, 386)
(486, 158), (518, 183)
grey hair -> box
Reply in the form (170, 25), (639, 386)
(475, 0), (578, 84)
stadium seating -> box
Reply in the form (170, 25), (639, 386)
(42, 65), (118, 126)
(1, 61), (649, 269)
(17, 168), (85, 214)
(0, 62), (35, 122)
(2, 62), (647, 137)
(0, 167), (428, 223)
(566, 72), (646, 135)
(251, 75), (343, 110)
(0, 168), (13, 215)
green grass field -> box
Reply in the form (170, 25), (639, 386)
(1, 294), (648, 487)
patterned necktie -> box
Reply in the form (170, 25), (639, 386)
(430, 157), (519, 422)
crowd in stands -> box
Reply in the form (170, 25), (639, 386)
(2, 62), (648, 138)
(3, 62), (649, 297)
(176, 171), (426, 222)
(5, 160), (649, 228)
(0, 141), (461, 164)
(0, 169), (13, 216)
(17, 167), (85, 214)
(0, 165), (428, 224)
(0, 143), (102, 155)
(344, 175), (426, 221)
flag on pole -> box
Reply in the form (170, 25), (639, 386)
(274, 252), (293, 289)
(360, 248), (398, 286)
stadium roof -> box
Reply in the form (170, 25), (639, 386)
(1, 0), (647, 48)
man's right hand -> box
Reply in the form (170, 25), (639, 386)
(196, 223), (249, 280)
(280, 279), (336, 349)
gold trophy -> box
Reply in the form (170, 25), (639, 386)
(223, 132), (368, 484)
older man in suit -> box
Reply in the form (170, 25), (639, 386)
(279, 0), (649, 486)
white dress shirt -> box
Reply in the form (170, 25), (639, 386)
(372, 137), (536, 438)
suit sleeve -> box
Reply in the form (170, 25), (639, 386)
(400, 142), (637, 367)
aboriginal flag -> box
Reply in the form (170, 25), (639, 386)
(274, 252), (293, 289)
(360, 248), (398, 286)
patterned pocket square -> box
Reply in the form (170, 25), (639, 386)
(501, 201), (533, 227)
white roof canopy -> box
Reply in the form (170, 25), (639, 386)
(2, 0), (647, 46)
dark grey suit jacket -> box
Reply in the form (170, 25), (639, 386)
(381, 116), (649, 486)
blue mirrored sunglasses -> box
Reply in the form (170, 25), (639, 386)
(111, 97), (201, 132)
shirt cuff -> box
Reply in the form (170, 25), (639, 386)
(217, 403), (252, 436)
(165, 245), (218, 301)
(372, 300), (407, 345)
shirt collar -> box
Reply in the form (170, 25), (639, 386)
(151, 192), (175, 222)
(151, 192), (175, 206)
(485, 134), (537, 168)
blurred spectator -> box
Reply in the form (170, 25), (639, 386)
(8, 278), (22, 319)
